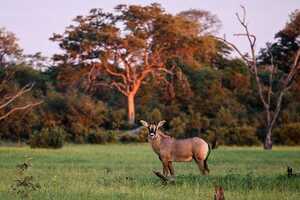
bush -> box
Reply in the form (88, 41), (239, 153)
(87, 130), (116, 144)
(29, 127), (65, 148)
(110, 109), (127, 129)
(148, 108), (163, 122)
(137, 127), (148, 142)
(118, 132), (139, 143)
(218, 126), (260, 146)
(273, 123), (300, 145)
(170, 115), (187, 138)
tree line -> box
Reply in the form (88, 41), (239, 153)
(0, 4), (299, 149)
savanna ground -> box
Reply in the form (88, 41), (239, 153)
(0, 144), (300, 200)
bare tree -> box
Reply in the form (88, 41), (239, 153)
(216, 6), (300, 149)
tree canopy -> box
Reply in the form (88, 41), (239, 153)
(50, 4), (221, 124)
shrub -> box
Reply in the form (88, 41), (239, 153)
(105, 130), (117, 143)
(110, 109), (127, 129)
(138, 127), (148, 142)
(29, 127), (65, 148)
(69, 123), (89, 144)
(87, 130), (117, 144)
(148, 108), (163, 122)
(273, 123), (300, 145)
(215, 107), (237, 127)
(118, 132), (139, 143)
(218, 126), (260, 146)
(170, 115), (187, 138)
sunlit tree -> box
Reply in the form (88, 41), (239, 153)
(51, 4), (216, 124)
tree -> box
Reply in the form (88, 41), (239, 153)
(0, 27), (23, 67)
(178, 9), (221, 36)
(0, 28), (42, 121)
(178, 9), (224, 67)
(216, 7), (300, 149)
(51, 4), (206, 125)
(259, 10), (300, 72)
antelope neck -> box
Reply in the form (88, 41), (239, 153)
(150, 134), (162, 155)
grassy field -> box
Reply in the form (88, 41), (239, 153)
(0, 144), (300, 200)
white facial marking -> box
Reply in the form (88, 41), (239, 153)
(149, 124), (157, 139)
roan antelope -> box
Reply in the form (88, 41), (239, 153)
(140, 120), (211, 177)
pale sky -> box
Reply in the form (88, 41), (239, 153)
(0, 0), (299, 57)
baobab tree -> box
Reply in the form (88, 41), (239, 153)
(51, 4), (212, 125)
(216, 7), (300, 149)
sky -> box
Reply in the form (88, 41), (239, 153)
(0, 0), (299, 57)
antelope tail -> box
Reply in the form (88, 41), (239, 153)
(205, 135), (217, 162)
(205, 142), (212, 162)
(211, 136), (218, 149)
(203, 142), (211, 173)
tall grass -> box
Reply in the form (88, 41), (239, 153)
(0, 144), (299, 199)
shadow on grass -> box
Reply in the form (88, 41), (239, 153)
(165, 173), (300, 191)
(111, 172), (300, 192)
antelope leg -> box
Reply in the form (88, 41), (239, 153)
(168, 161), (175, 177)
(195, 159), (207, 175)
(162, 160), (170, 177)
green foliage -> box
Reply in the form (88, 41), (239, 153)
(214, 107), (237, 127)
(137, 127), (148, 142)
(41, 90), (108, 142)
(217, 126), (260, 146)
(110, 109), (127, 129)
(0, 27), (23, 67)
(259, 10), (300, 72)
(1, 5), (300, 148)
(14, 65), (49, 95)
(118, 133), (139, 143)
(29, 127), (65, 148)
(148, 108), (163, 122)
(273, 123), (300, 145)
(170, 115), (188, 138)
(87, 130), (117, 144)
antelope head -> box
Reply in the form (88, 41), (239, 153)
(140, 120), (166, 140)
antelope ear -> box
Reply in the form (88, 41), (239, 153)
(140, 120), (149, 127)
(157, 120), (166, 129)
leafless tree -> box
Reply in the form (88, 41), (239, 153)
(216, 6), (300, 149)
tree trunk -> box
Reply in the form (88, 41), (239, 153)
(127, 94), (135, 125)
(264, 127), (273, 150)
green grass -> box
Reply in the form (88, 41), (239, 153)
(0, 144), (300, 199)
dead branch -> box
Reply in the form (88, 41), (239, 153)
(0, 83), (34, 109)
(214, 36), (252, 64)
(287, 166), (300, 177)
(111, 81), (128, 96)
(152, 170), (169, 184)
(215, 6), (300, 149)
(267, 45), (276, 109)
(0, 100), (43, 121)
